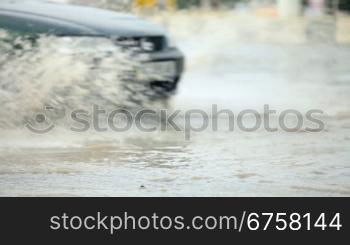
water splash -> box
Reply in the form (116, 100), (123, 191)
(0, 33), (163, 128)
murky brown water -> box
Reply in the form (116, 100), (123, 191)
(0, 118), (349, 197)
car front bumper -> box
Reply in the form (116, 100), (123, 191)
(144, 47), (185, 95)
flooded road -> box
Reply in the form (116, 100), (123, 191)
(1, 123), (350, 196)
(1, 14), (350, 196)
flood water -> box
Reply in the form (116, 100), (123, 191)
(0, 13), (350, 196)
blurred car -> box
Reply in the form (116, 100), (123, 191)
(0, 0), (185, 97)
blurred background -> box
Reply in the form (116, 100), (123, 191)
(60, 0), (350, 15)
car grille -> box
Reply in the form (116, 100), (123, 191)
(115, 36), (166, 52)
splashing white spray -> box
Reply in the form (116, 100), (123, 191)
(0, 33), (164, 128)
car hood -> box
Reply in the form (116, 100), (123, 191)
(83, 17), (167, 37)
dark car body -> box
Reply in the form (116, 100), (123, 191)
(0, 0), (184, 96)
